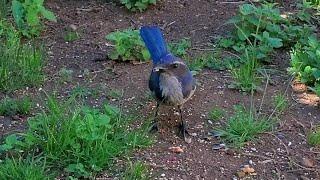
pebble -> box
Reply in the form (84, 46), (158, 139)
(161, 173), (165, 177)
(250, 148), (257, 152)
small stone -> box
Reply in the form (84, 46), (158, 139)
(212, 143), (226, 150)
(161, 173), (165, 177)
(69, 24), (77, 31)
(185, 137), (192, 144)
(190, 133), (197, 137)
(288, 142), (292, 146)
(250, 148), (257, 152)
(249, 160), (253, 165)
(0, 116), (4, 119)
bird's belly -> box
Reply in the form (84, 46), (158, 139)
(159, 74), (184, 106)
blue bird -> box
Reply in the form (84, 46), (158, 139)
(140, 26), (196, 141)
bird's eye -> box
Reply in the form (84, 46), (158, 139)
(173, 63), (179, 68)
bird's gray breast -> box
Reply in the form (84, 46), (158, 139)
(159, 73), (184, 106)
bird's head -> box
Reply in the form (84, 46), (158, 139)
(152, 60), (189, 76)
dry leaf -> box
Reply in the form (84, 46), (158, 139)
(302, 158), (315, 168)
(242, 165), (255, 173)
(169, 146), (184, 153)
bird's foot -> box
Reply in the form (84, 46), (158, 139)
(149, 121), (159, 133)
(178, 121), (192, 143)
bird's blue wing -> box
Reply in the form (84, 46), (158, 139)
(149, 71), (165, 101)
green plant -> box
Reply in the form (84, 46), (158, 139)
(168, 38), (191, 58)
(308, 126), (320, 146)
(215, 105), (272, 147)
(288, 36), (320, 87)
(106, 29), (191, 62)
(0, 0), (10, 19)
(220, 3), (315, 62)
(107, 89), (123, 99)
(58, 67), (73, 82)
(64, 30), (80, 42)
(120, 0), (156, 12)
(273, 93), (288, 113)
(123, 161), (149, 180)
(0, 157), (49, 179)
(229, 48), (261, 92)
(11, 0), (57, 37)
(0, 96), (32, 116)
(209, 107), (225, 121)
(0, 21), (44, 92)
(1, 96), (152, 178)
(106, 29), (150, 62)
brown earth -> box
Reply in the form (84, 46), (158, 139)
(1, 0), (320, 179)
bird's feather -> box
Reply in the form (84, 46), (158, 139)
(140, 26), (171, 64)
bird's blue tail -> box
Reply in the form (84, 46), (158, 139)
(140, 26), (169, 64)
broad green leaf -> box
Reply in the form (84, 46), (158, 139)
(240, 4), (255, 15)
(40, 7), (57, 22)
(11, 0), (25, 28)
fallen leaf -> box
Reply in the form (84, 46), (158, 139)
(169, 146), (184, 153)
(302, 158), (315, 168)
(242, 165), (255, 173)
(236, 171), (246, 178)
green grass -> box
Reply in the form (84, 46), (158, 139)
(0, 96), (152, 178)
(58, 67), (73, 83)
(273, 93), (288, 113)
(63, 30), (80, 42)
(0, 21), (44, 92)
(209, 107), (225, 121)
(308, 126), (320, 146)
(215, 105), (273, 147)
(0, 157), (49, 180)
(123, 161), (149, 180)
(0, 97), (32, 116)
(229, 49), (261, 92)
(0, 0), (9, 20)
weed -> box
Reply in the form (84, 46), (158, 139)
(106, 29), (150, 62)
(106, 28), (191, 62)
(64, 30), (80, 42)
(107, 89), (123, 99)
(215, 105), (272, 147)
(308, 126), (320, 146)
(0, 96), (152, 178)
(122, 161), (149, 180)
(0, 0), (9, 19)
(168, 38), (191, 58)
(11, 0), (57, 37)
(120, 0), (156, 12)
(0, 21), (44, 92)
(228, 48), (261, 92)
(0, 157), (49, 179)
(0, 96), (32, 116)
(209, 107), (225, 121)
(220, 2), (315, 63)
(273, 93), (288, 113)
(58, 67), (73, 82)
(288, 36), (320, 87)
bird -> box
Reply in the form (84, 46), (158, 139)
(139, 26), (196, 142)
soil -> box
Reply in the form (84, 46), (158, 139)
(1, 0), (320, 179)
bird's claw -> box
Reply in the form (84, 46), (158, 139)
(179, 121), (191, 143)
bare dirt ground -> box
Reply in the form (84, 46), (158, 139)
(1, 0), (319, 179)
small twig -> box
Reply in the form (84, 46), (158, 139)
(162, 21), (176, 30)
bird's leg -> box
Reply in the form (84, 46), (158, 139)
(178, 105), (190, 140)
(149, 102), (160, 132)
